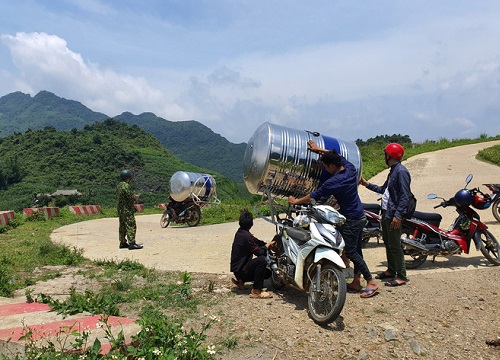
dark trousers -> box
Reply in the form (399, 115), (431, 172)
(236, 255), (271, 290)
(381, 216), (408, 282)
(340, 216), (373, 281)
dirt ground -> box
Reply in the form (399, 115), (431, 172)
(13, 141), (500, 359)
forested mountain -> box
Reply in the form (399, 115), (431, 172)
(114, 112), (246, 183)
(0, 119), (244, 211)
(0, 91), (246, 182)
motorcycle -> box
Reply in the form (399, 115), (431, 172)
(160, 199), (201, 228)
(362, 202), (382, 246)
(401, 174), (500, 269)
(482, 183), (500, 222)
(267, 201), (347, 326)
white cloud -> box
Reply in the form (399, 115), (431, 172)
(1, 32), (172, 117)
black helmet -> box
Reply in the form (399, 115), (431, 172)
(120, 169), (134, 180)
(454, 189), (473, 207)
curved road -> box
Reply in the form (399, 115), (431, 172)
(51, 140), (500, 275)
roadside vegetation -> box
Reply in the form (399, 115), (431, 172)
(0, 134), (499, 358)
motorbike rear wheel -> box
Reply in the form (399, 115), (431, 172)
(492, 198), (500, 223)
(186, 206), (201, 227)
(307, 263), (346, 326)
(160, 211), (171, 228)
(478, 229), (500, 266)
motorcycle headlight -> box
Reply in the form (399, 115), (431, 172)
(316, 205), (346, 225)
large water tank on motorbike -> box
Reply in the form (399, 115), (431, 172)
(243, 122), (362, 197)
(169, 171), (217, 202)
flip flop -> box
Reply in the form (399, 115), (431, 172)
(384, 279), (406, 287)
(249, 291), (273, 299)
(375, 272), (395, 280)
(360, 287), (379, 298)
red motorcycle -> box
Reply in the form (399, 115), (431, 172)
(401, 174), (500, 269)
(482, 183), (500, 222)
(362, 202), (382, 246)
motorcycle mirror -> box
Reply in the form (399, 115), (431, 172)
(427, 194), (437, 199)
(465, 174), (473, 186)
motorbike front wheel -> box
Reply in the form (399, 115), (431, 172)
(479, 229), (500, 266)
(308, 263), (346, 326)
(160, 211), (171, 228)
(186, 206), (201, 227)
(492, 198), (500, 223)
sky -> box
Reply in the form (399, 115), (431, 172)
(1, 0), (500, 145)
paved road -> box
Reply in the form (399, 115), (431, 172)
(51, 140), (500, 276)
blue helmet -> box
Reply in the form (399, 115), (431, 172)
(454, 189), (473, 207)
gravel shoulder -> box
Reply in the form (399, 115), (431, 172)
(11, 141), (500, 359)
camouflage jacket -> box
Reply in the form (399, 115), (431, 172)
(117, 181), (136, 213)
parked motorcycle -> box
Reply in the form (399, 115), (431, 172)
(160, 200), (201, 228)
(482, 183), (500, 222)
(362, 202), (382, 246)
(267, 202), (347, 326)
(401, 174), (500, 269)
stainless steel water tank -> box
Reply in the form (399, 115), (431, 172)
(169, 171), (217, 202)
(243, 122), (362, 197)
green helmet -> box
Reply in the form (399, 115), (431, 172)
(120, 169), (134, 180)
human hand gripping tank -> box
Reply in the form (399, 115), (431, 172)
(243, 122), (362, 198)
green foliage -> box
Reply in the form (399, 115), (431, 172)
(0, 258), (14, 297)
(0, 119), (244, 211)
(356, 134), (412, 147)
(477, 145), (500, 165)
(8, 310), (220, 359)
(37, 287), (121, 317)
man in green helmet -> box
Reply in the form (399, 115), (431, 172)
(117, 169), (143, 250)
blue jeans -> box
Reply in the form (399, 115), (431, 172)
(340, 216), (373, 281)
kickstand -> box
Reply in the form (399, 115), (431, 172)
(431, 255), (437, 262)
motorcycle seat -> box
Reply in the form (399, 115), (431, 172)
(284, 226), (311, 244)
(362, 203), (381, 212)
(412, 210), (442, 223)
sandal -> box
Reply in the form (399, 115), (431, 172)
(360, 287), (379, 298)
(375, 271), (395, 280)
(231, 278), (245, 290)
(249, 291), (273, 299)
(384, 279), (406, 287)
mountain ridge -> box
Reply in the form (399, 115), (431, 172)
(0, 91), (246, 182)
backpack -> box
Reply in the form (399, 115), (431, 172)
(404, 192), (417, 218)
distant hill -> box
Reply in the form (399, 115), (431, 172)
(114, 112), (246, 183)
(0, 91), (246, 182)
(0, 119), (244, 211)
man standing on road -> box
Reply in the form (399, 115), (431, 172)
(117, 169), (143, 250)
(288, 140), (379, 298)
(360, 143), (411, 286)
